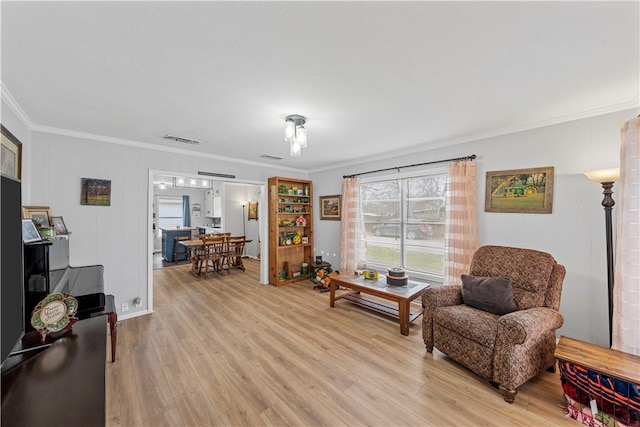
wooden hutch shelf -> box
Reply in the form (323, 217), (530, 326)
(268, 176), (313, 286)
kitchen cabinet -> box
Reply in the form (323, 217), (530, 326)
(204, 190), (221, 217)
(198, 227), (224, 235)
(268, 176), (313, 286)
(161, 227), (195, 262)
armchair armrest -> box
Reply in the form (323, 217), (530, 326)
(422, 286), (463, 352)
(422, 285), (463, 309)
(493, 307), (564, 391)
(497, 307), (564, 345)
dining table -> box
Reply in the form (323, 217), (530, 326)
(180, 237), (252, 276)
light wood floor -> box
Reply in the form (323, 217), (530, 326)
(107, 259), (575, 426)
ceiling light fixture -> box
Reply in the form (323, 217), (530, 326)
(172, 177), (212, 189)
(284, 115), (307, 157)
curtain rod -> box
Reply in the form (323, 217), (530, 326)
(343, 154), (477, 179)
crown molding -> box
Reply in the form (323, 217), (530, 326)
(309, 99), (639, 174)
(30, 123), (307, 173)
(0, 82), (306, 174)
(1, 81), (34, 129)
(3, 81), (635, 176)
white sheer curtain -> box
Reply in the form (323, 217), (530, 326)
(340, 177), (365, 274)
(612, 116), (640, 355)
(444, 160), (479, 285)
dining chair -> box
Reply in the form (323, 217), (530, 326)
(222, 236), (246, 273)
(172, 235), (190, 264)
(197, 235), (227, 277)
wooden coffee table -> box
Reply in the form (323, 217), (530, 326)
(329, 274), (430, 335)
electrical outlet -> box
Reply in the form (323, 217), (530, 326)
(122, 302), (129, 312)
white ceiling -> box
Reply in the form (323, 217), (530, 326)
(2, 1), (638, 172)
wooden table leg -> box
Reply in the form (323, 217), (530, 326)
(399, 300), (410, 336)
(330, 281), (336, 307)
(108, 312), (118, 362)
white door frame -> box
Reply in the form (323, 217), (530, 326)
(146, 169), (269, 314)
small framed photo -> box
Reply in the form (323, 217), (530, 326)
(22, 206), (52, 228)
(319, 195), (342, 220)
(51, 216), (69, 235)
(1, 125), (22, 180)
(247, 202), (258, 220)
(485, 166), (554, 214)
(22, 219), (42, 243)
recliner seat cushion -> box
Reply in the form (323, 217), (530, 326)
(434, 305), (499, 348)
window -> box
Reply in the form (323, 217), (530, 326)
(157, 197), (183, 229)
(360, 170), (446, 281)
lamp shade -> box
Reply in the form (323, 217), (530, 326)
(284, 119), (295, 143)
(296, 126), (307, 148)
(290, 141), (301, 157)
(584, 168), (620, 183)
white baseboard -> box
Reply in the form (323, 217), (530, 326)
(118, 309), (153, 321)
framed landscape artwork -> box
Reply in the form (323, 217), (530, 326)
(22, 206), (52, 228)
(81, 178), (111, 206)
(1, 125), (22, 180)
(319, 195), (341, 220)
(485, 166), (554, 214)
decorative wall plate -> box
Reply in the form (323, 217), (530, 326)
(30, 293), (79, 342)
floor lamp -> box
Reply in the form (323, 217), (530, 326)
(584, 167), (620, 347)
(241, 203), (247, 257)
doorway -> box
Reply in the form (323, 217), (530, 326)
(147, 169), (269, 312)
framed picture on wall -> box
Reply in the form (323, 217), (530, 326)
(22, 206), (52, 228)
(1, 124), (22, 180)
(484, 166), (554, 214)
(248, 202), (258, 220)
(81, 178), (111, 206)
(319, 195), (342, 220)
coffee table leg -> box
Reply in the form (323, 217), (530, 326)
(399, 300), (410, 336)
(330, 281), (336, 307)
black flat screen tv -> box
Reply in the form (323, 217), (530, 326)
(1, 174), (25, 367)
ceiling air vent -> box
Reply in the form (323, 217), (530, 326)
(163, 134), (202, 145)
(198, 171), (236, 179)
(261, 154), (283, 160)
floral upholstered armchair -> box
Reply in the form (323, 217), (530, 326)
(422, 245), (566, 403)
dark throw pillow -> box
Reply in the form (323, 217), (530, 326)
(460, 275), (517, 315)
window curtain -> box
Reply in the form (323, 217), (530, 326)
(340, 177), (365, 274)
(182, 195), (191, 227)
(612, 116), (640, 355)
(444, 160), (479, 285)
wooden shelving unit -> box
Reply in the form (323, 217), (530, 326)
(268, 176), (313, 286)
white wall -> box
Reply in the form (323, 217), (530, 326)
(22, 129), (307, 317)
(310, 108), (635, 347)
